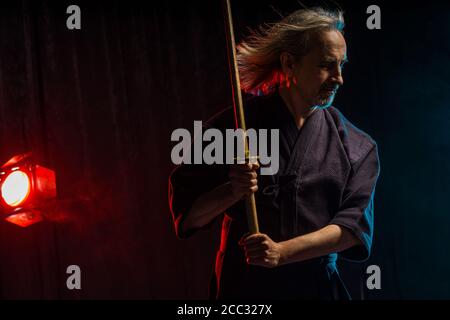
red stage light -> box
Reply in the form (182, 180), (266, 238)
(0, 153), (57, 227)
(1, 170), (31, 207)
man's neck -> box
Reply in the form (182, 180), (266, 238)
(278, 87), (316, 129)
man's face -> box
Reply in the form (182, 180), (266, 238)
(290, 30), (347, 109)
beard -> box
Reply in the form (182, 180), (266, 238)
(295, 84), (339, 110)
(313, 86), (339, 109)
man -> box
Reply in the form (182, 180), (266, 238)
(169, 7), (380, 299)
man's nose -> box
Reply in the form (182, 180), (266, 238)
(331, 67), (344, 86)
(335, 74), (344, 86)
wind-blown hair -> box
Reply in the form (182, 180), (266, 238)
(237, 7), (344, 95)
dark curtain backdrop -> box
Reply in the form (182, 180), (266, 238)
(0, 0), (449, 299)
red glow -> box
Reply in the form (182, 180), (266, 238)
(5, 210), (42, 227)
(1, 170), (31, 207)
(241, 71), (288, 96)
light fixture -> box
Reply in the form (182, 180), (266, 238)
(0, 153), (57, 227)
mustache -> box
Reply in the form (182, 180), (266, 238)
(321, 85), (339, 92)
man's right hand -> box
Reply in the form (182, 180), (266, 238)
(180, 162), (260, 235)
(228, 162), (260, 200)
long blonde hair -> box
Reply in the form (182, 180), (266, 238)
(237, 7), (344, 95)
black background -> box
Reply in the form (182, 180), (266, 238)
(0, 0), (449, 299)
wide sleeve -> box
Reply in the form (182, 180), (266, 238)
(168, 108), (234, 239)
(329, 143), (380, 261)
(169, 163), (228, 239)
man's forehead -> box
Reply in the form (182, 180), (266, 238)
(313, 30), (347, 60)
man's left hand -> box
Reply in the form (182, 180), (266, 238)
(239, 233), (285, 268)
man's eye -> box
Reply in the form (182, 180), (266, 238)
(319, 62), (347, 70)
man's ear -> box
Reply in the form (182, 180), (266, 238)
(280, 52), (296, 78)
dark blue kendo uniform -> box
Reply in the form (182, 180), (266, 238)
(169, 91), (380, 299)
